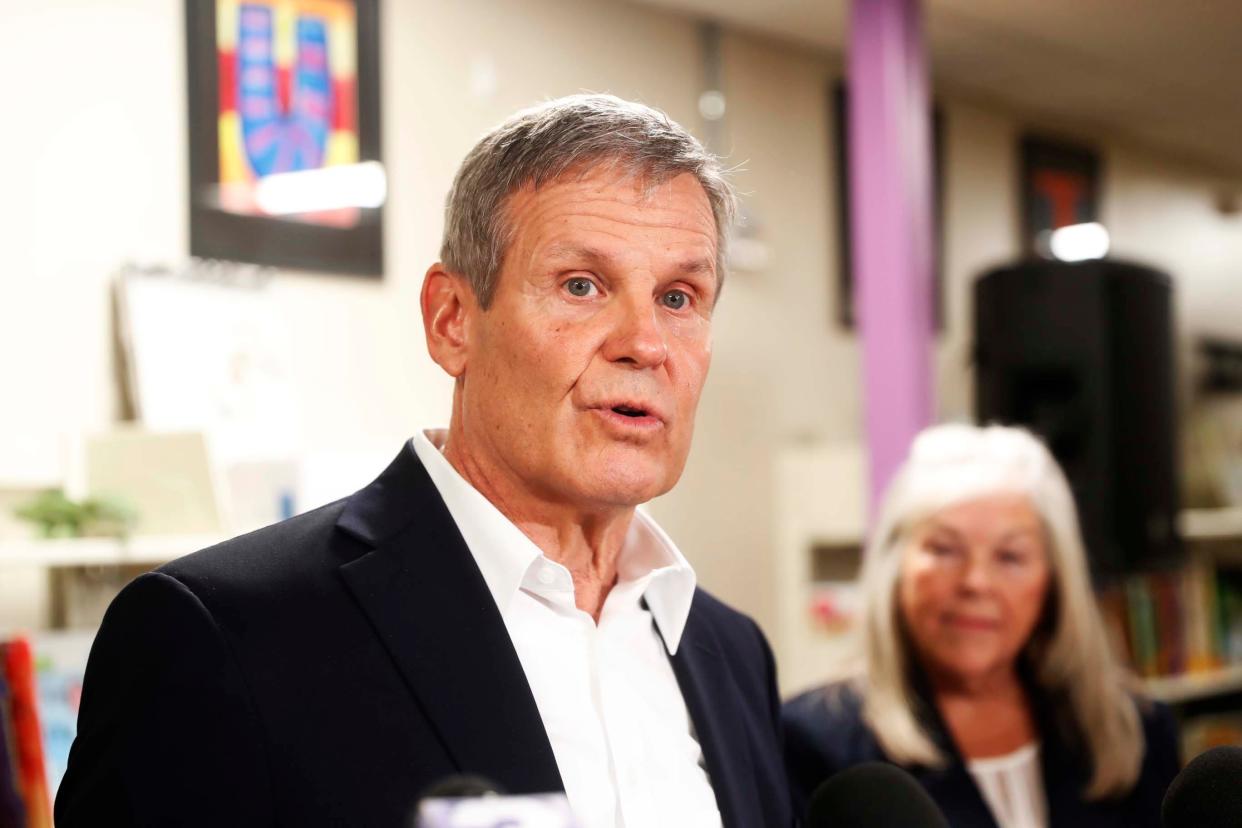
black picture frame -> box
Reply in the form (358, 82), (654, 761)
(185, 0), (384, 276)
(831, 81), (945, 331)
(1019, 135), (1101, 258)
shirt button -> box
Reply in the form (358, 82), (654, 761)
(537, 566), (557, 586)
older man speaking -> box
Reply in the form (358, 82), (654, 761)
(56, 96), (793, 828)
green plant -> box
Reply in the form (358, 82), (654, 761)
(14, 490), (138, 539)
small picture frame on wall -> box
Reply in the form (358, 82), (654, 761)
(185, 0), (384, 276)
(830, 81), (946, 331)
(1019, 135), (1101, 257)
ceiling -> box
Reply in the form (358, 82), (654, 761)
(632, 0), (1242, 179)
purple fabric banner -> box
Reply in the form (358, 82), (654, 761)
(848, 0), (937, 513)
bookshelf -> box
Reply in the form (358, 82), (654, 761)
(1180, 507), (1242, 542)
(1125, 507), (1242, 756)
(1144, 663), (1242, 705)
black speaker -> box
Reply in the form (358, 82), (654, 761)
(974, 259), (1180, 578)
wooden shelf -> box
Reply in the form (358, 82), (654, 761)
(1180, 508), (1242, 541)
(0, 534), (222, 568)
(1144, 664), (1242, 704)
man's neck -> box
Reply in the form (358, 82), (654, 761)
(441, 431), (635, 622)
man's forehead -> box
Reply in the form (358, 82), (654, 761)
(504, 169), (717, 247)
(490, 164), (723, 296)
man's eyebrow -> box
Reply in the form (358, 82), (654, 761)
(544, 244), (716, 278)
(542, 243), (613, 265)
(674, 257), (716, 277)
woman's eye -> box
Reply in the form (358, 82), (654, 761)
(565, 277), (596, 297)
(661, 289), (690, 310)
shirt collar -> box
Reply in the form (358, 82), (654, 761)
(409, 429), (697, 653)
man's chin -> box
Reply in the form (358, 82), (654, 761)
(572, 464), (676, 509)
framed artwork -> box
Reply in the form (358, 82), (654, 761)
(831, 81), (945, 331)
(185, 0), (384, 276)
(1019, 135), (1101, 257)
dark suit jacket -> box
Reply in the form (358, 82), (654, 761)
(782, 677), (1180, 827)
(56, 442), (793, 827)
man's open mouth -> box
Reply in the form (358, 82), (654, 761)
(612, 405), (649, 418)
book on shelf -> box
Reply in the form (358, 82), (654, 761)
(1, 637), (52, 828)
(1182, 712), (1242, 757)
(0, 662), (26, 827)
(1098, 560), (1242, 682)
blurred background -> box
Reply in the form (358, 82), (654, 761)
(3, 0), (1242, 807)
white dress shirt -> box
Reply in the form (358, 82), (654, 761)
(967, 742), (1048, 828)
(411, 430), (723, 828)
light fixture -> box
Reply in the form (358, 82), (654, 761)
(254, 161), (387, 216)
(698, 90), (727, 121)
(1046, 221), (1110, 262)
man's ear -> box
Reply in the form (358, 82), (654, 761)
(421, 263), (477, 378)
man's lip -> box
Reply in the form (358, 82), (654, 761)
(589, 400), (668, 423)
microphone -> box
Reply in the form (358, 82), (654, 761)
(412, 775), (578, 828)
(1162, 745), (1242, 827)
(419, 775), (507, 800)
(807, 762), (949, 828)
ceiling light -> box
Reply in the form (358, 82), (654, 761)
(1048, 221), (1110, 262)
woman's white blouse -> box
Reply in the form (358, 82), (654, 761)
(966, 742), (1048, 828)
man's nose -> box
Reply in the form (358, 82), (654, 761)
(602, 292), (669, 369)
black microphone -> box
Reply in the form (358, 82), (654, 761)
(807, 762), (949, 828)
(1162, 745), (1242, 827)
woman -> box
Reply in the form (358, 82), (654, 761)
(783, 424), (1180, 827)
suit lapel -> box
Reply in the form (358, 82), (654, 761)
(1036, 695), (1102, 826)
(666, 601), (761, 828)
(914, 765), (999, 828)
(906, 665), (1000, 828)
(336, 444), (563, 794)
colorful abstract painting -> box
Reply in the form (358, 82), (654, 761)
(215, 0), (360, 226)
(188, 0), (381, 275)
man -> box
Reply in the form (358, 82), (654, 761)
(56, 95), (793, 827)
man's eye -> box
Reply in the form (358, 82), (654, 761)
(564, 278), (596, 297)
(661, 289), (690, 310)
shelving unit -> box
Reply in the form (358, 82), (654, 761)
(1142, 507), (1242, 725)
(0, 534), (222, 568)
(0, 534), (227, 631)
(1145, 663), (1242, 705)
(1180, 507), (1242, 542)
(1137, 506), (1242, 729)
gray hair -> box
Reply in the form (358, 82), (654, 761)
(440, 94), (736, 308)
(853, 423), (1144, 799)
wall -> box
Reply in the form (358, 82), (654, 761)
(1105, 146), (1242, 381)
(3, 0), (1242, 657)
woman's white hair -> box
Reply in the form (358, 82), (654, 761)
(855, 423), (1143, 799)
